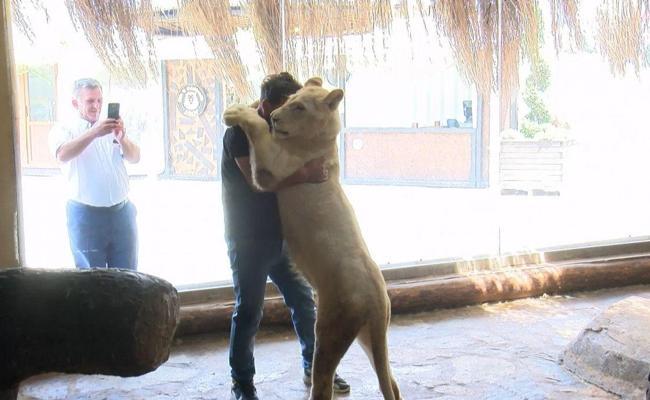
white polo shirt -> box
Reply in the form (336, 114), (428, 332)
(49, 117), (129, 207)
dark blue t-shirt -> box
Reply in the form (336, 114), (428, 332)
(221, 125), (282, 240)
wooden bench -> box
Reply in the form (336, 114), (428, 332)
(500, 139), (566, 195)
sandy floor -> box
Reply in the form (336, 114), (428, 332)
(18, 285), (650, 400)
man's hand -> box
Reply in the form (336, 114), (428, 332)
(242, 156), (329, 192)
(91, 118), (120, 138)
(114, 118), (126, 142)
(300, 156), (329, 183)
(112, 118), (140, 163)
(55, 118), (118, 162)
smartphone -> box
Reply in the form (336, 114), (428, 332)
(107, 103), (120, 119)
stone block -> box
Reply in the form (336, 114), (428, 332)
(561, 295), (650, 399)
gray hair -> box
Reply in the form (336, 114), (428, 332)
(73, 78), (102, 98)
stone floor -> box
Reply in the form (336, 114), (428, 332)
(18, 285), (650, 400)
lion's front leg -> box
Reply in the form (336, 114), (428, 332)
(223, 105), (269, 143)
(224, 105), (304, 190)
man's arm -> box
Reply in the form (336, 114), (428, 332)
(275, 157), (328, 190)
(235, 156), (327, 192)
(115, 119), (140, 163)
(234, 157), (257, 188)
(119, 137), (141, 163)
(55, 119), (118, 162)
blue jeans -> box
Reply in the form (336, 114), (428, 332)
(66, 200), (138, 270)
(227, 238), (316, 384)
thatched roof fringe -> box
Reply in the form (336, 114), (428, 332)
(282, 0), (394, 81)
(10, 0), (49, 42)
(431, 0), (497, 96)
(249, 0), (282, 74)
(64, 0), (158, 85)
(9, 0), (650, 101)
(178, 0), (253, 99)
(499, 0), (541, 106)
(549, 0), (586, 53)
(596, 0), (650, 76)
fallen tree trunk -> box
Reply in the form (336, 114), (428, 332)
(0, 268), (180, 399)
(177, 255), (650, 336)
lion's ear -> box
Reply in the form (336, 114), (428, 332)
(304, 77), (323, 87)
(324, 89), (344, 110)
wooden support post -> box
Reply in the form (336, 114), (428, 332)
(0, 0), (23, 269)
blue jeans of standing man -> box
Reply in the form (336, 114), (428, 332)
(227, 238), (316, 384)
(66, 200), (138, 270)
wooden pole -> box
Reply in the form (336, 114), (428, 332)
(0, 0), (23, 270)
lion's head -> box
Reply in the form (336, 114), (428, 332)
(269, 77), (344, 143)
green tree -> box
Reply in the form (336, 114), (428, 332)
(521, 59), (551, 138)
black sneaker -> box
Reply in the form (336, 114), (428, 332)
(303, 368), (351, 394)
(231, 379), (259, 400)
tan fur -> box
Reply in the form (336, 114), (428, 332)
(223, 78), (401, 400)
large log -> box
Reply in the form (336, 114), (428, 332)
(388, 256), (650, 313)
(177, 255), (650, 336)
(0, 268), (180, 399)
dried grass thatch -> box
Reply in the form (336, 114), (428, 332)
(10, 0), (49, 42)
(431, 0), (497, 97)
(9, 0), (650, 101)
(64, 0), (158, 85)
(283, 0), (393, 79)
(248, 0), (282, 76)
(549, 0), (585, 53)
(176, 0), (253, 100)
(499, 1), (542, 130)
(596, 0), (650, 76)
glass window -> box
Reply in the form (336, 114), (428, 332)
(497, 1), (650, 252)
(12, 1), (650, 292)
(346, 65), (476, 129)
(27, 65), (56, 122)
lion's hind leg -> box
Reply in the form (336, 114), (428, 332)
(310, 312), (362, 400)
(357, 317), (401, 400)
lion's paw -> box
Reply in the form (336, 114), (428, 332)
(223, 105), (256, 127)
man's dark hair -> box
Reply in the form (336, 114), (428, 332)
(260, 72), (302, 105)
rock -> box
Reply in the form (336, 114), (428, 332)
(561, 296), (650, 399)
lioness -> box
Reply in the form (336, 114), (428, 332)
(223, 77), (401, 400)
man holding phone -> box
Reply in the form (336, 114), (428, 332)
(49, 78), (140, 270)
